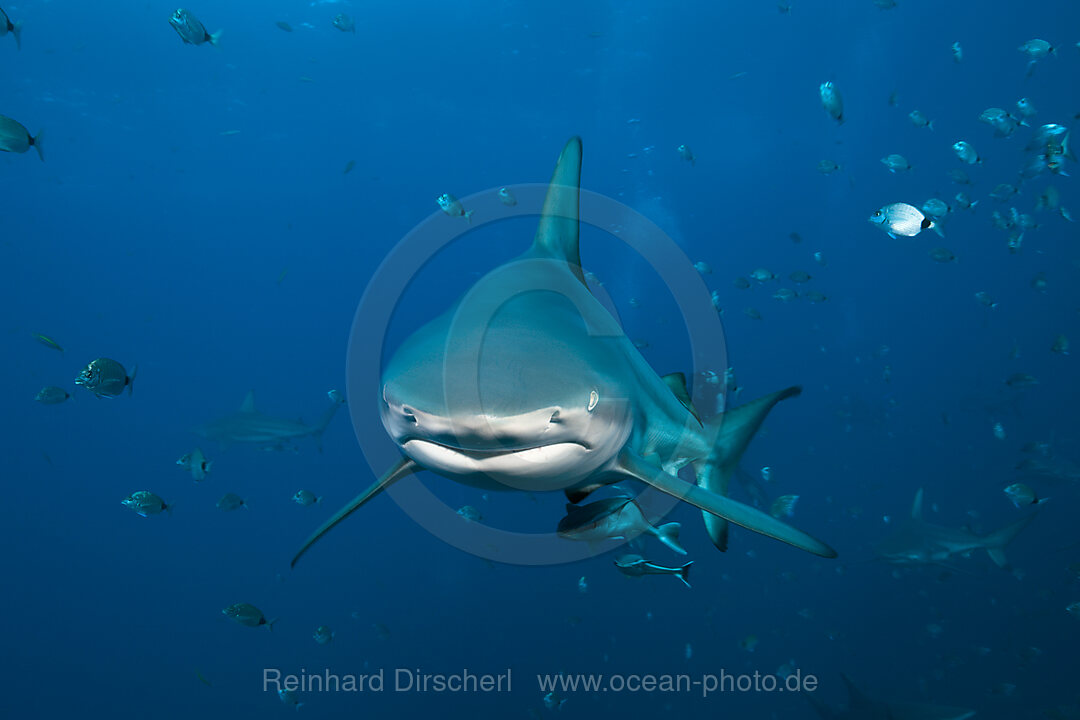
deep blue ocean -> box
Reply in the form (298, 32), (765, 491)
(4, 1), (1079, 717)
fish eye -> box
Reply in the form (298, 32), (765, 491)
(873, 211), (881, 217)
(587, 390), (599, 412)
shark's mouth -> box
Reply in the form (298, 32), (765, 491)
(401, 437), (590, 458)
(399, 437), (595, 484)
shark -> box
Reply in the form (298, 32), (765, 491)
(194, 391), (344, 451)
(876, 488), (1036, 571)
(808, 673), (976, 720)
(291, 137), (837, 566)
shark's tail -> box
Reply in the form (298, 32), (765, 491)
(695, 386), (802, 551)
(675, 561), (692, 589)
(984, 512), (1038, 570)
(311, 392), (346, 452)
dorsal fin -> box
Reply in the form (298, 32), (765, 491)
(662, 372), (702, 425)
(911, 487), (924, 521)
(240, 390), (256, 413)
(530, 137), (585, 284)
(840, 674), (878, 716)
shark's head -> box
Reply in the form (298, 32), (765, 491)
(380, 283), (634, 491)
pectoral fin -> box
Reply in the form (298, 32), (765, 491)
(617, 451), (837, 558)
(291, 457), (419, 567)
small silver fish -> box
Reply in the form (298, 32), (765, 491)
(557, 496), (686, 554)
(921, 198), (951, 220)
(1051, 334), (1069, 355)
(177, 448), (212, 481)
(951, 41), (962, 63)
(973, 291), (997, 308)
(293, 490), (322, 506)
(789, 270), (812, 283)
(122, 491), (170, 517)
(497, 187), (517, 206)
(332, 13), (356, 33)
(1016, 98), (1037, 118)
(613, 554), (692, 588)
(908, 110), (934, 130)
(0, 7), (21, 50)
(954, 192), (978, 211)
(928, 247), (957, 263)
(457, 505), (482, 522)
(817, 159), (841, 174)
(693, 261), (712, 275)
(35, 386), (71, 405)
(1018, 39), (1055, 59)
(0, 114), (43, 161)
(216, 493), (246, 511)
(869, 203), (939, 238)
(223, 602), (275, 630)
(313, 625), (335, 644)
(677, 144), (696, 166)
(1003, 483), (1047, 508)
(169, 9), (221, 46)
(819, 82), (844, 124)
(880, 154), (911, 173)
(75, 358), (136, 398)
(749, 268), (776, 282)
(947, 168), (972, 185)
(436, 193), (473, 223)
(952, 141), (981, 165)
(278, 689), (303, 710)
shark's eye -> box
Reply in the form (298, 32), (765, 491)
(587, 390), (599, 412)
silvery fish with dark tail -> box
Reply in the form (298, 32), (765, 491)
(869, 203), (942, 239)
(0, 6), (21, 49)
(613, 554), (693, 588)
(0, 114), (43, 161)
(222, 602), (276, 630)
(332, 13), (355, 33)
(169, 9), (221, 46)
(557, 496), (686, 554)
(121, 491), (170, 517)
(75, 358), (137, 398)
(35, 386), (70, 405)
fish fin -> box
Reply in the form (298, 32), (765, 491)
(911, 488), (924, 521)
(240, 390), (256, 413)
(984, 511), (1038, 569)
(266, 618), (277, 632)
(565, 479), (619, 504)
(11, 21), (20, 51)
(528, 137), (585, 285)
(696, 386), (802, 551)
(676, 561), (692, 588)
(931, 222), (945, 238)
(291, 457), (419, 567)
(310, 394), (346, 451)
(654, 522), (686, 555)
(887, 232), (898, 239)
(661, 372), (702, 426)
(840, 675), (877, 716)
(464, 209), (474, 224)
(31, 128), (43, 161)
(126, 364), (137, 396)
(208, 29), (223, 46)
(619, 450), (836, 558)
